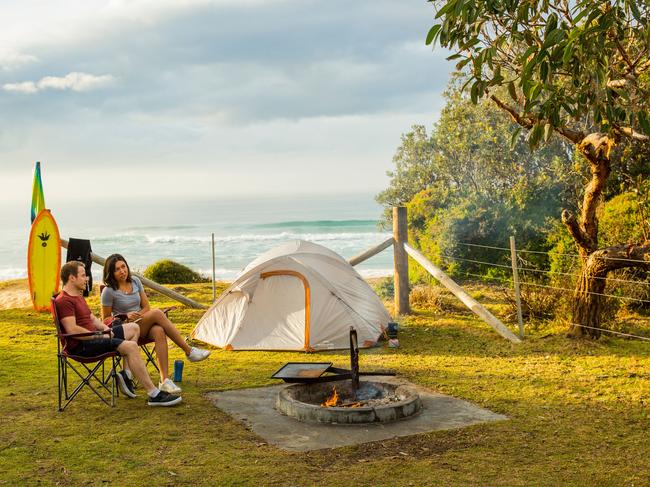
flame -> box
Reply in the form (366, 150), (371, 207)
(321, 386), (339, 407)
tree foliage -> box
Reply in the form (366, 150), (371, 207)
(426, 0), (650, 146)
(377, 83), (576, 281)
(426, 0), (650, 337)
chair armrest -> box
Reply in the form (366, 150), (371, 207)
(113, 313), (128, 321)
(58, 330), (112, 338)
(161, 306), (176, 316)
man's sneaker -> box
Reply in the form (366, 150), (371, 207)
(147, 390), (182, 407)
(186, 346), (211, 362)
(116, 370), (137, 398)
(159, 378), (182, 394)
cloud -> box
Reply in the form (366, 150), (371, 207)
(0, 1), (452, 204)
(2, 72), (115, 93)
(0, 49), (38, 71)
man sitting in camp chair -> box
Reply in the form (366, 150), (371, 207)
(54, 261), (181, 407)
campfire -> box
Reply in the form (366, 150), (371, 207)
(274, 327), (422, 424)
(321, 386), (362, 408)
(321, 386), (340, 407)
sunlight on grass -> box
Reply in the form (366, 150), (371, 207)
(0, 280), (648, 486)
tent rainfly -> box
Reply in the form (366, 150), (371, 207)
(192, 240), (391, 351)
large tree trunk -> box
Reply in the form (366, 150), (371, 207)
(569, 255), (608, 338)
(561, 134), (613, 338)
(568, 245), (650, 338)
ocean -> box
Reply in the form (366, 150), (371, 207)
(1, 193), (393, 282)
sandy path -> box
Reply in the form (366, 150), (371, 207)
(0, 280), (32, 310)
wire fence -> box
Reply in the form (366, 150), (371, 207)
(436, 238), (650, 342)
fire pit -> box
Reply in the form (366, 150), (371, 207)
(276, 379), (422, 424)
(273, 327), (422, 424)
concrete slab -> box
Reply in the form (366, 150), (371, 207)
(206, 377), (507, 452)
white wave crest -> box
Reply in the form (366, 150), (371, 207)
(140, 232), (390, 245)
(0, 268), (27, 280)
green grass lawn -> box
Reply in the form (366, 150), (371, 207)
(0, 281), (648, 486)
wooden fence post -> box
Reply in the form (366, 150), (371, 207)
(393, 206), (410, 315)
(509, 236), (525, 338)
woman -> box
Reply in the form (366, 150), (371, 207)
(101, 254), (210, 395)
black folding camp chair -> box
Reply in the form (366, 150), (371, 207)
(51, 295), (119, 411)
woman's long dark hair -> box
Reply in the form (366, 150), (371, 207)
(103, 253), (132, 290)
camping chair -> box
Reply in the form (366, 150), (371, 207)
(99, 284), (160, 375)
(51, 295), (119, 412)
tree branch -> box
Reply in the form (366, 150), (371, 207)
(615, 39), (635, 72)
(618, 126), (650, 141)
(562, 209), (592, 254)
(489, 95), (586, 145)
(591, 242), (650, 271)
(489, 95), (533, 129)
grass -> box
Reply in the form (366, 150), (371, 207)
(0, 280), (648, 486)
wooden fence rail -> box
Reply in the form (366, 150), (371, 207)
(61, 239), (206, 309)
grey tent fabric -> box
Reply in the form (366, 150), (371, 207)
(192, 240), (391, 351)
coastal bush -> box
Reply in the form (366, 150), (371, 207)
(143, 259), (204, 284)
(373, 276), (394, 300)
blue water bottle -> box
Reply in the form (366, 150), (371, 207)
(173, 359), (184, 382)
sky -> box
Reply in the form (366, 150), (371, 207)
(0, 0), (452, 207)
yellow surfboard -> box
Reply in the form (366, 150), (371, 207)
(28, 209), (61, 312)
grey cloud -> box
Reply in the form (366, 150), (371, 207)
(1, 1), (447, 120)
(0, 0), (451, 176)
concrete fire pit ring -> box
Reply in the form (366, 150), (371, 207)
(276, 380), (422, 424)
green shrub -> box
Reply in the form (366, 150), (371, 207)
(143, 259), (204, 284)
(373, 277), (394, 300)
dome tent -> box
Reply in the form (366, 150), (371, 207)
(192, 240), (391, 351)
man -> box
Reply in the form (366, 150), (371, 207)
(55, 261), (181, 407)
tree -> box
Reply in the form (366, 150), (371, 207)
(378, 81), (575, 282)
(376, 125), (436, 223)
(427, 0), (650, 337)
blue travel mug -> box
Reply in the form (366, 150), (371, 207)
(173, 359), (184, 382)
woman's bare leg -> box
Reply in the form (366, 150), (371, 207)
(138, 308), (191, 355)
(120, 323), (140, 374)
(148, 325), (169, 382)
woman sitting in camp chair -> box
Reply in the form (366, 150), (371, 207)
(100, 254), (210, 395)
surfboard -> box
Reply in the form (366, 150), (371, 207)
(28, 209), (61, 312)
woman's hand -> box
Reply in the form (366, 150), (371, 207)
(127, 311), (142, 321)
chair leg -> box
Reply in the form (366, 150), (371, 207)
(111, 357), (116, 407)
(59, 359), (119, 411)
(57, 355), (63, 412)
(63, 358), (69, 400)
(141, 344), (159, 373)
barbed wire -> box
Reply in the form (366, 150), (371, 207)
(441, 254), (513, 269)
(515, 248), (581, 258)
(455, 242), (511, 252)
(457, 240), (650, 265)
(455, 271), (513, 287)
(518, 266), (650, 287)
(515, 247), (650, 265)
(570, 323), (650, 342)
(520, 281), (650, 304)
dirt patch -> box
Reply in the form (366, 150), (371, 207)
(0, 280), (31, 310)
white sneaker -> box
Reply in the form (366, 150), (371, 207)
(187, 346), (211, 362)
(159, 378), (182, 394)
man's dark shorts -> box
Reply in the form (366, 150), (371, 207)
(68, 324), (126, 357)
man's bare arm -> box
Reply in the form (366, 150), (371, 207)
(60, 316), (109, 339)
